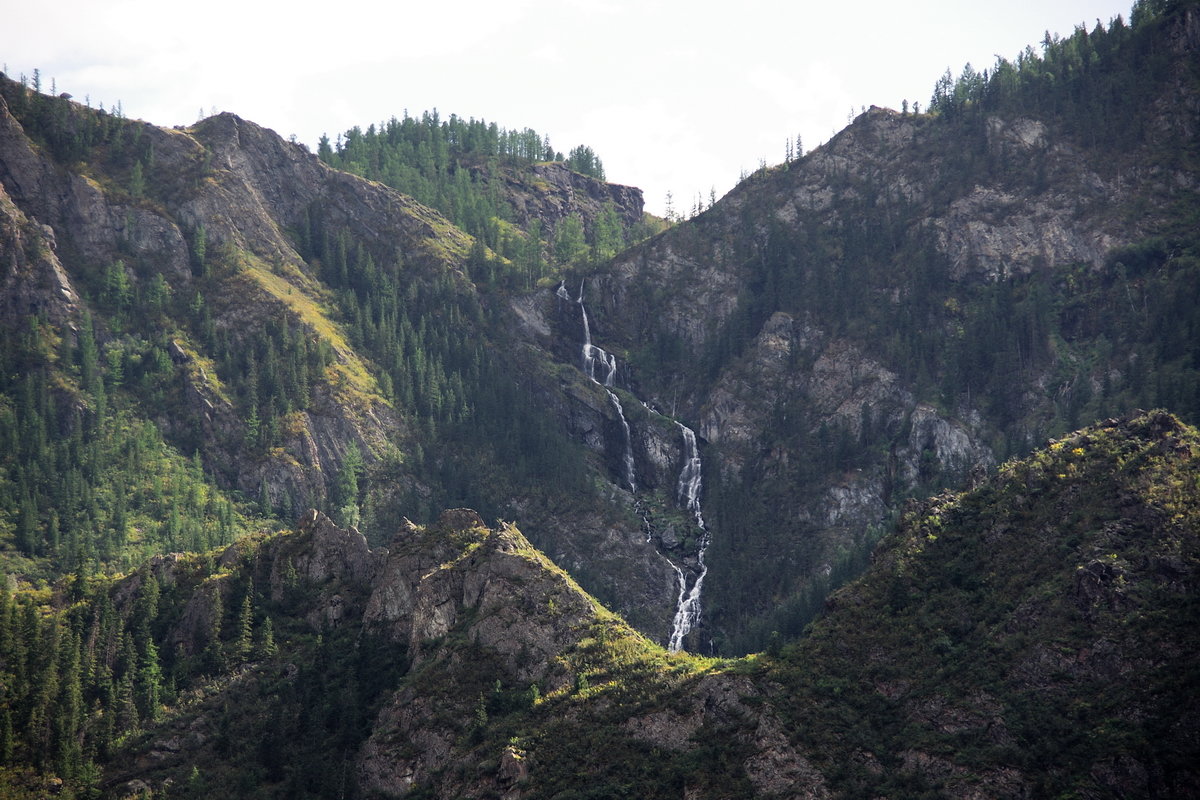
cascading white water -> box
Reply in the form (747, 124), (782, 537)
(559, 278), (712, 652)
(568, 280), (634, 491)
(676, 424), (704, 525)
(667, 422), (710, 652)
(609, 391), (637, 493)
(578, 283), (618, 387)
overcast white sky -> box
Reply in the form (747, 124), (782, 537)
(4, 0), (1132, 216)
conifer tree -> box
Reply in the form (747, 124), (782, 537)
(590, 202), (625, 263)
(133, 575), (159, 651)
(54, 629), (84, 777)
(554, 215), (587, 266)
(192, 223), (207, 276)
(115, 668), (139, 735)
(137, 639), (162, 722)
(235, 579), (254, 663)
(128, 160), (145, 198)
(202, 585), (224, 674)
(259, 615), (277, 658)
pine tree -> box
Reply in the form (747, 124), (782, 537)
(590, 202), (625, 263)
(202, 585), (224, 674)
(78, 311), (101, 400)
(334, 442), (363, 527)
(128, 160), (145, 198)
(102, 260), (131, 311)
(554, 215), (587, 266)
(259, 615), (277, 658)
(137, 639), (162, 722)
(192, 223), (207, 276)
(255, 480), (270, 519)
(133, 575), (159, 650)
(115, 669), (139, 735)
(28, 623), (62, 764)
(235, 580), (253, 663)
(54, 629), (84, 777)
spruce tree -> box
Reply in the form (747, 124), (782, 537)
(128, 160), (145, 198)
(235, 580), (253, 663)
(259, 615), (277, 658)
(137, 639), (162, 722)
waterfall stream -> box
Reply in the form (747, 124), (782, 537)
(609, 391), (636, 493)
(575, 281), (634, 490)
(667, 423), (710, 652)
(561, 279), (711, 652)
(579, 294), (617, 386)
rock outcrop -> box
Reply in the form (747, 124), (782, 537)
(94, 412), (1200, 798)
(492, 160), (644, 242)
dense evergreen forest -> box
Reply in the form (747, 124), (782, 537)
(0, 528), (411, 798)
(0, 198), (275, 585)
(291, 209), (594, 530)
(0, 325), (259, 577)
(317, 111), (633, 288)
(0, 74), (608, 583)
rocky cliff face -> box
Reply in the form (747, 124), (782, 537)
(490, 160), (645, 241)
(0, 182), (82, 334)
(499, 6), (1200, 649)
(0, 85), (447, 510)
(0, 76), (687, 653)
(97, 506), (833, 799)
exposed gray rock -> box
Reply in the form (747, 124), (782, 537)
(490, 160), (643, 243)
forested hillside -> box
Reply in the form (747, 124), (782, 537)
(0, 2), (1199, 795)
(0, 59), (700, 645)
(538, 0), (1200, 651)
(319, 110), (657, 289)
(0, 75), (622, 583)
(0, 411), (1194, 799)
(2, 0), (1197, 654)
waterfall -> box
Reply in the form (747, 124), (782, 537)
(558, 278), (712, 652)
(609, 391), (637, 493)
(568, 280), (634, 490)
(676, 424), (705, 527)
(578, 283), (617, 386)
(667, 422), (710, 652)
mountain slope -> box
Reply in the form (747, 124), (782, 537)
(2, 3), (1198, 657)
(0, 74), (677, 625)
(777, 409), (1200, 797)
(509, 1), (1200, 651)
(0, 410), (1194, 799)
